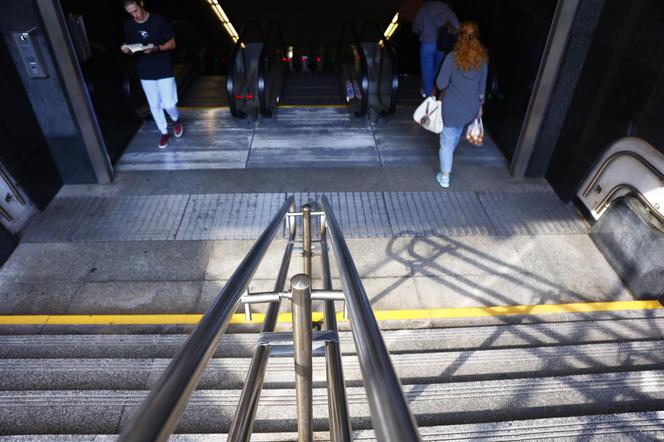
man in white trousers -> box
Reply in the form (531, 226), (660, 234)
(121, 0), (183, 149)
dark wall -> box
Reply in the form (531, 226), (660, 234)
(546, 0), (664, 200)
(0, 38), (62, 210)
(526, 0), (605, 178)
(1, 0), (99, 183)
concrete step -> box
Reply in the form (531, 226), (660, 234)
(3, 317), (664, 358)
(2, 370), (664, 434)
(2, 341), (664, 390)
(2, 411), (664, 440)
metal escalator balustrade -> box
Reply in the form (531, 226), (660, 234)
(118, 196), (421, 442)
(226, 21), (264, 118)
(360, 20), (399, 117)
(577, 137), (664, 224)
(337, 21), (370, 117)
(257, 22), (288, 118)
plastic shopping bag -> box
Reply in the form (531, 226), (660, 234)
(413, 97), (443, 134)
(466, 117), (484, 146)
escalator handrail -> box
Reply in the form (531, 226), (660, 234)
(118, 196), (294, 442)
(359, 19), (399, 116)
(226, 21), (265, 117)
(336, 21), (369, 118)
(257, 22), (288, 118)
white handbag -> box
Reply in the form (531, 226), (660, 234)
(466, 117), (484, 146)
(413, 97), (443, 134)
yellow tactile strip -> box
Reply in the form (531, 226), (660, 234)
(0, 301), (661, 326)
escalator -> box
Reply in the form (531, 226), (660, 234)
(226, 20), (399, 119)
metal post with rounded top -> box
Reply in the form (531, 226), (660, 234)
(302, 204), (312, 276)
(291, 273), (313, 441)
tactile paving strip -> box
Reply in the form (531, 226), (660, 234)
(176, 193), (284, 240)
(22, 191), (588, 243)
(23, 195), (189, 242)
(478, 191), (587, 235)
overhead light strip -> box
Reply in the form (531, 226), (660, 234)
(383, 12), (399, 40)
(207, 0), (239, 43)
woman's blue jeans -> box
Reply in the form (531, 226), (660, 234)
(420, 42), (445, 96)
(439, 126), (463, 174)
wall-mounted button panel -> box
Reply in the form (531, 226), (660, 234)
(12, 28), (49, 79)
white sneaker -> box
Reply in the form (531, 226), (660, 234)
(436, 172), (450, 188)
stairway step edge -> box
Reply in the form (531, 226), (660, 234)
(3, 316), (664, 358)
(2, 410), (664, 440)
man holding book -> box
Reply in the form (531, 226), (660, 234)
(121, 0), (183, 148)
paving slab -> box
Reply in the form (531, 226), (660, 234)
(374, 236), (522, 277)
(203, 240), (289, 281)
(85, 241), (212, 282)
(0, 243), (98, 283)
(67, 281), (202, 315)
(0, 281), (81, 315)
(513, 235), (631, 299)
(248, 108), (380, 168)
(116, 109), (254, 171)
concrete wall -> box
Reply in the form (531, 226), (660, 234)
(591, 197), (664, 298)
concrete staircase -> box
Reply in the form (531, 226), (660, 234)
(2, 312), (664, 440)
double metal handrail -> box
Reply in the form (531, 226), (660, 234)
(119, 195), (420, 441)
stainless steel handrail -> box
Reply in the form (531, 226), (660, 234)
(118, 196), (294, 442)
(321, 217), (353, 442)
(320, 196), (421, 442)
(581, 150), (664, 198)
(227, 200), (296, 441)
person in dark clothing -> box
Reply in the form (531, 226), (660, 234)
(433, 21), (488, 188)
(121, 0), (183, 148)
(412, 1), (459, 98)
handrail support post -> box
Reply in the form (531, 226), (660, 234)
(303, 204), (312, 276)
(291, 273), (314, 441)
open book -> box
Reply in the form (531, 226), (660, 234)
(125, 43), (155, 53)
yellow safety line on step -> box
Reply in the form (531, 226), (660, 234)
(0, 301), (661, 326)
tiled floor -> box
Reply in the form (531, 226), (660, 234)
(117, 107), (506, 171)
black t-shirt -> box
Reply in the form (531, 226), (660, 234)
(124, 13), (175, 80)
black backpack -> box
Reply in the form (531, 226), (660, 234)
(437, 22), (458, 52)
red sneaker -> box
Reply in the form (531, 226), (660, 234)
(173, 120), (184, 138)
(158, 133), (170, 149)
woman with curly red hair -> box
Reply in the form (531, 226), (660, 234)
(433, 21), (488, 188)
